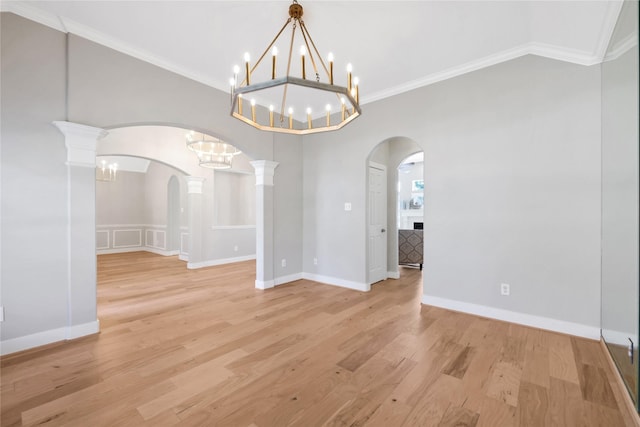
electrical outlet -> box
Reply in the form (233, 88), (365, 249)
(313, 258), (318, 265)
(344, 202), (352, 211)
(281, 259), (286, 268)
(501, 283), (510, 296)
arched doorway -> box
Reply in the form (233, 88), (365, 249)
(366, 137), (423, 284)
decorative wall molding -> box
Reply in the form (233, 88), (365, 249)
(604, 33), (639, 62)
(187, 254), (256, 270)
(302, 273), (370, 292)
(96, 230), (109, 250)
(52, 121), (108, 167)
(4, 1), (625, 107)
(250, 160), (279, 186)
(112, 229), (142, 248)
(145, 229), (166, 250)
(180, 232), (189, 257)
(211, 225), (257, 230)
(186, 176), (205, 194)
(422, 294), (600, 340)
(0, 320), (99, 356)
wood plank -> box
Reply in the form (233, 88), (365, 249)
(0, 253), (635, 426)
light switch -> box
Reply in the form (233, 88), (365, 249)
(344, 202), (352, 211)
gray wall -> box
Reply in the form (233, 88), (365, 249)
(96, 170), (146, 225)
(0, 14), (69, 341)
(304, 54), (602, 328)
(601, 44), (639, 340)
(1, 12), (303, 348)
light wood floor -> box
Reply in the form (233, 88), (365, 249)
(1, 252), (637, 426)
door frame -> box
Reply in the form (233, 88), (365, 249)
(366, 161), (388, 285)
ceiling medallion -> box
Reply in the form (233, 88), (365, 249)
(229, 0), (361, 135)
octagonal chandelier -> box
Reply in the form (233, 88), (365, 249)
(230, 0), (361, 135)
(186, 131), (241, 169)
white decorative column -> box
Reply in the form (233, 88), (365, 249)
(53, 121), (107, 339)
(251, 160), (279, 289)
(186, 176), (205, 268)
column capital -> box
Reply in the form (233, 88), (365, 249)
(250, 160), (279, 186)
(186, 176), (205, 194)
(53, 121), (108, 168)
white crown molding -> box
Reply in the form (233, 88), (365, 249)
(6, 0), (625, 107)
(593, 0), (626, 61)
(604, 33), (639, 62)
(0, 1), (66, 32)
(422, 294), (600, 340)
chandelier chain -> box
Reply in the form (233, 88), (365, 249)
(279, 19), (298, 123)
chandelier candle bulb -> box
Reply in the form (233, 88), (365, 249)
(233, 65), (240, 87)
(269, 105), (274, 127)
(251, 99), (257, 122)
(307, 107), (312, 129)
(354, 77), (360, 104)
(300, 46), (306, 79)
(326, 104), (331, 126)
(288, 107), (294, 129)
(347, 63), (353, 91)
(272, 46), (278, 79)
(244, 52), (251, 85)
(328, 52), (334, 84)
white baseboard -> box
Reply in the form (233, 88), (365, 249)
(1, 320), (100, 356)
(187, 255), (256, 269)
(602, 328), (638, 346)
(387, 271), (400, 279)
(97, 247), (179, 256)
(144, 247), (179, 257)
(302, 273), (370, 292)
(256, 280), (275, 290)
(275, 273), (303, 287)
(178, 254), (188, 262)
(422, 295), (600, 340)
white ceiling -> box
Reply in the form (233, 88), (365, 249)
(2, 0), (624, 118)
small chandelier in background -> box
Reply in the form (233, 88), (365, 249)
(229, 0), (361, 135)
(186, 131), (241, 170)
(96, 159), (118, 182)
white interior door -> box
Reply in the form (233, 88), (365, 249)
(368, 163), (387, 284)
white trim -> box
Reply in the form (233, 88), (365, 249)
(96, 224), (167, 229)
(5, 2), (624, 107)
(178, 254), (189, 262)
(0, 1), (66, 32)
(180, 232), (189, 256)
(302, 273), (370, 292)
(96, 230), (109, 250)
(144, 248), (179, 257)
(187, 254), (256, 269)
(256, 280), (275, 290)
(275, 273), (303, 287)
(422, 295), (600, 340)
(593, 0), (626, 61)
(602, 328), (638, 347)
(251, 160), (279, 186)
(0, 320), (99, 356)
(112, 229), (142, 248)
(145, 229), (166, 250)
(186, 176), (205, 194)
(604, 33), (639, 62)
(97, 247), (180, 256)
(211, 225), (257, 230)
(387, 271), (400, 280)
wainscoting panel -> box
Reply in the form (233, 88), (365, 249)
(96, 230), (109, 250)
(113, 229), (142, 248)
